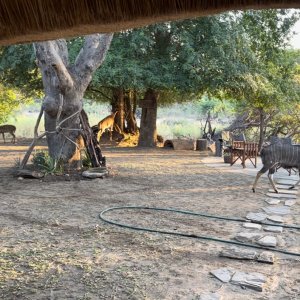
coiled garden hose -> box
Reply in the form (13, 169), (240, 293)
(99, 206), (300, 257)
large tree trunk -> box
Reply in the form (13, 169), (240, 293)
(34, 34), (113, 166)
(111, 87), (125, 132)
(138, 89), (158, 147)
(124, 90), (138, 134)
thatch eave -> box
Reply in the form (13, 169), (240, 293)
(0, 0), (299, 46)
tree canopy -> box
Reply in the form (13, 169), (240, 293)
(0, 9), (299, 137)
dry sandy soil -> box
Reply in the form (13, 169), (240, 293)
(0, 139), (299, 300)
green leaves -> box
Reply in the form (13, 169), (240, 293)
(0, 84), (20, 123)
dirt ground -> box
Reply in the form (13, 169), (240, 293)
(0, 139), (299, 300)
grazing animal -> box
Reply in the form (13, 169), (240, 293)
(0, 124), (16, 143)
(97, 111), (118, 141)
(68, 134), (85, 170)
(252, 143), (300, 193)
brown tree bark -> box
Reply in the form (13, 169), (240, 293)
(138, 89), (158, 147)
(124, 90), (138, 134)
(111, 87), (125, 132)
(34, 34), (113, 165)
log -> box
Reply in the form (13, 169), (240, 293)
(80, 110), (105, 167)
(196, 139), (208, 151)
(164, 139), (196, 150)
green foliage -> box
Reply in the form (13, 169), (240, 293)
(0, 44), (42, 97)
(32, 151), (64, 175)
(90, 13), (259, 103)
(82, 151), (92, 168)
(0, 84), (20, 123)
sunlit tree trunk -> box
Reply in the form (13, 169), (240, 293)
(111, 87), (125, 132)
(125, 90), (138, 134)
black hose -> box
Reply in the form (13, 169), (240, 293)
(99, 206), (300, 257)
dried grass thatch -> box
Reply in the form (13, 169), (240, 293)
(0, 0), (299, 45)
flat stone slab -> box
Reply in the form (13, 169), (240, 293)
(219, 247), (275, 264)
(257, 236), (277, 247)
(199, 293), (223, 300)
(235, 232), (263, 243)
(231, 271), (267, 292)
(220, 247), (257, 260)
(276, 179), (298, 185)
(268, 189), (298, 195)
(246, 212), (268, 222)
(267, 215), (284, 223)
(257, 251), (275, 264)
(262, 206), (291, 215)
(276, 184), (298, 190)
(263, 225), (283, 233)
(210, 268), (234, 283)
(284, 199), (297, 207)
(265, 198), (281, 205)
(266, 193), (297, 199)
(243, 223), (262, 230)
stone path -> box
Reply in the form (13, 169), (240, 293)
(200, 156), (299, 297)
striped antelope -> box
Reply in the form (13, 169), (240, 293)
(0, 124), (16, 143)
(252, 143), (300, 193)
(97, 111), (118, 141)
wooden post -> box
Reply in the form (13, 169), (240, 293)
(80, 110), (105, 167)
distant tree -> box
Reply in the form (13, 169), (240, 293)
(233, 10), (300, 148)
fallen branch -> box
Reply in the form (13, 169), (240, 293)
(19, 132), (47, 169)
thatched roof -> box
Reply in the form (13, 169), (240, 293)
(0, 0), (299, 45)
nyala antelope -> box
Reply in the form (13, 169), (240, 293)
(252, 143), (300, 193)
(97, 111), (118, 141)
(0, 124), (16, 143)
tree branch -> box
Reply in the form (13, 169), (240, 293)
(89, 87), (113, 102)
(34, 105), (44, 138)
(74, 34), (113, 87)
(35, 41), (74, 90)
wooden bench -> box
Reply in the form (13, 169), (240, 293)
(230, 141), (258, 168)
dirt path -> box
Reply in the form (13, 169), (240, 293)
(0, 141), (299, 299)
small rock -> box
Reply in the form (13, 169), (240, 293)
(246, 212), (267, 222)
(231, 271), (266, 292)
(262, 206), (291, 215)
(243, 223), (262, 230)
(257, 251), (275, 264)
(235, 232), (263, 243)
(17, 176), (24, 180)
(263, 226), (283, 233)
(264, 198), (281, 205)
(210, 267), (234, 283)
(199, 292), (223, 300)
(267, 215), (284, 223)
(82, 170), (108, 178)
(284, 200), (296, 207)
(257, 236), (277, 247)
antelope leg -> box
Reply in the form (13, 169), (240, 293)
(268, 173), (278, 193)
